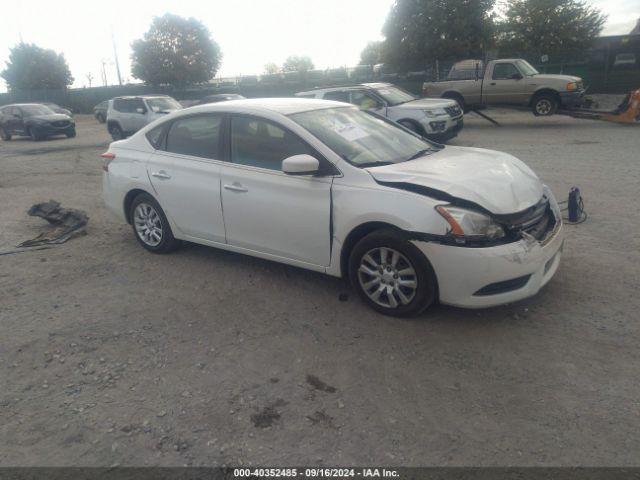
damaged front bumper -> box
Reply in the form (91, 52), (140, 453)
(413, 215), (564, 308)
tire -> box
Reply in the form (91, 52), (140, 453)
(0, 127), (11, 141)
(443, 94), (465, 112)
(348, 229), (437, 317)
(129, 193), (180, 254)
(97, 113), (106, 124)
(29, 127), (43, 141)
(109, 123), (124, 141)
(398, 120), (424, 136)
(65, 129), (76, 138)
(532, 93), (558, 116)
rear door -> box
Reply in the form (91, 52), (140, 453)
(7, 107), (25, 134)
(147, 113), (226, 243)
(220, 115), (332, 266)
(482, 62), (528, 105)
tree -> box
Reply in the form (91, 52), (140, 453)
(382, 0), (496, 69)
(1, 43), (73, 91)
(264, 62), (280, 74)
(131, 13), (222, 86)
(359, 41), (383, 65)
(497, 0), (606, 56)
(282, 55), (314, 73)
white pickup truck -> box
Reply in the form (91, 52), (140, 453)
(422, 59), (585, 116)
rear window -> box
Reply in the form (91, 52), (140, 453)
(146, 124), (165, 149)
(165, 115), (222, 160)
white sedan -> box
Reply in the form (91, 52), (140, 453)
(102, 98), (563, 316)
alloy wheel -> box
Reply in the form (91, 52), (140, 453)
(133, 203), (163, 247)
(536, 99), (552, 115)
(357, 247), (418, 309)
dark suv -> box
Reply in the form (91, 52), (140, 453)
(0, 103), (76, 141)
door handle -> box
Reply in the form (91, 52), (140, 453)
(224, 183), (248, 193)
(490, 82), (496, 86)
(151, 171), (171, 180)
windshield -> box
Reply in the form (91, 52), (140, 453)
(515, 60), (539, 76)
(146, 97), (181, 112)
(21, 105), (55, 116)
(372, 85), (416, 106)
(290, 107), (438, 167)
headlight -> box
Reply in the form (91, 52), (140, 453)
(566, 82), (577, 91)
(435, 205), (505, 241)
(424, 108), (447, 116)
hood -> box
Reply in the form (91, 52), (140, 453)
(531, 73), (582, 83)
(366, 146), (543, 215)
(393, 98), (458, 110)
(29, 113), (73, 122)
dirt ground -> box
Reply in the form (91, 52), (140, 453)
(1, 110), (639, 467)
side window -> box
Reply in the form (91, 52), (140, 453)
(165, 115), (222, 159)
(350, 91), (380, 110)
(146, 124), (166, 149)
(296, 94), (316, 99)
(323, 91), (350, 102)
(231, 116), (311, 171)
(113, 99), (126, 112)
(492, 63), (520, 80)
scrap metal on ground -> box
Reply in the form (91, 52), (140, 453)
(17, 200), (89, 248)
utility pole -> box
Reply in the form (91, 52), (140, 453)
(86, 73), (94, 88)
(111, 27), (123, 86)
(101, 59), (108, 86)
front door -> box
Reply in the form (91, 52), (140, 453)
(147, 114), (226, 243)
(482, 62), (528, 105)
(221, 115), (332, 266)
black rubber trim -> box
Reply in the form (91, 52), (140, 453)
(473, 275), (532, 296)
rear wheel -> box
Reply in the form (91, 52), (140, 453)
(65, 129), (76, 138)
(0, 127), (11, 141)
(129, 193), (180, 254)
(348, 229), (437, 317)
(109, 123), (124, 140)
(97, 113), (106, 123)
(532, 94), (558, 116)
(29, 127), (43, 141)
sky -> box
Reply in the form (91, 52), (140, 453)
(0, 0), (638, 92)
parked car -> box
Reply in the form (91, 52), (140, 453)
(102, 98), (563, 316)
(43, 102), (73, 117)
(195, 94), (245, 106)
(94, 100), (108, 123)
(0, 103), (75, 141)
(422, 58), (585, 116)
(106, 95), (182, 140)
(296, 83), (463, 142)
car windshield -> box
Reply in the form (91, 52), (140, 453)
(515, 60), (539, 76)
(21, 105), (55, 116)
(146, 97), (181, 112)
(372, 85), (416, 106)
(290, 107), (439, 167)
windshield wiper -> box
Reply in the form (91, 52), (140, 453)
(357, 161), (394, 168)
(407, 148), (436, 161)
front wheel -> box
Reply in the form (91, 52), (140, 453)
(348, 230), (437, 317)
(66, 129), (76, 138)
(0, 127), (11, 141)
(532, 94), (558, 116)
(130, 193), (180, 254)
(398, 120), (424, 136)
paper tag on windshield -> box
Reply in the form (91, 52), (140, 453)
(331, 120), (369, 141)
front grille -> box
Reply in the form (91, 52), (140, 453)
(501, 200), (556, 242)
(444, 105), (461, 117)
(52, 121), (70, 128)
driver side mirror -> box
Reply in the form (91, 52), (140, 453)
(511, 72), (523, 80)
(282, 154), (319, 176)
(136, 107), (147, 114)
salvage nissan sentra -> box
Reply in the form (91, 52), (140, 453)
(102, 98), (563, 316)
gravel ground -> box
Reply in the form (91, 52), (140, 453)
(0, 110), (639, 467)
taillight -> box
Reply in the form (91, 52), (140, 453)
(101, 152), (115, 172)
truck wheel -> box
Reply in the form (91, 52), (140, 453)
(97, 113), (106, 123)
(443, 94), (465, 112)
(532, 94), (558, 116)
(109, 124), (124, 140)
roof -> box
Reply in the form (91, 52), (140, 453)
(297, 83), (393, 95)
(113, 95), (172, 100)
(185, 97), (351, 115)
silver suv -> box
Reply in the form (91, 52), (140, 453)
(295, 83), (463, 142)
(106, 95), (182, 140)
